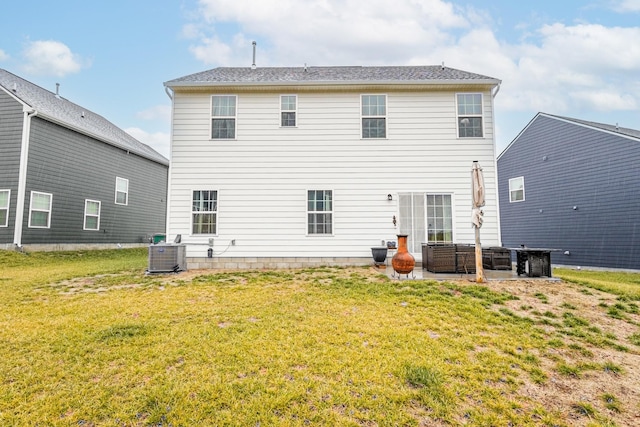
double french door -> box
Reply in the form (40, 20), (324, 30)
(398, 193), (453, 253)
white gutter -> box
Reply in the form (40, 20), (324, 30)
(13, 106), (37, 248)
(492, 82), (501, 98)
(164, 86), (173, 100)
(164, 78), (502, 89)
(490, 83), (502, 245)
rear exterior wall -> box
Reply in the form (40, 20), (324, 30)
(168, 88), (501, 262)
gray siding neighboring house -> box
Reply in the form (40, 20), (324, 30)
(0, 69), (169, 250)
(497, 112), (640, 270)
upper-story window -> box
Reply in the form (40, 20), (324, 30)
(281, 95), (297, 127)
(509, 177), (525, 202)
(361, 95), (386, 138)
(212, 95), (237, 139)
(0, 189), (9, 227)
(457, 93), (483, 138)
(115, 177), (129, 205)
(28, 191), (52, 228)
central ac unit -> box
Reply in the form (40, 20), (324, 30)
(148, 244), (186, 273)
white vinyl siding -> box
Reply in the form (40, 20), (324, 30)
(83, 199), (101, 231)
(0, 189), (9, 227)
(28, 191), (52, 228)
(167, 89), (499, 258)
(509, 177), (525, 202)
(115, 177), (129, 205)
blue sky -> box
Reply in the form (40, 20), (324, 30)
(1, 0), (639, 158)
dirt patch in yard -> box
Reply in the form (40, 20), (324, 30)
(452, 277), (640, 426)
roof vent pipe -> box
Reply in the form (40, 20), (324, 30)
(251, 41), (257, 70)
(55, 83), (60, 98)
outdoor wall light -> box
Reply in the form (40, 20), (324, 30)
(387, 194), (393, 201)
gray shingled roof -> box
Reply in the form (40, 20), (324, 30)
(0, 69), (168, 165)
(545, 113), (640, 140)
(165, 65), (500, 87)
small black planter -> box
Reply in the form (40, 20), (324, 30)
(371, 247), (388, 265)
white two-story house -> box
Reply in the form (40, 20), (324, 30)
(163, 65), (501, 269)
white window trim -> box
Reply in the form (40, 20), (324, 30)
(509, 176), (525, 202)
(456, 93), (484, 138)
(115, 177), (129, 205)
(306, 189), (334, 236)
(191, 189), (218, 236)
(280, 94), (297, 128)
(0, 189), (10, 227)
(28, 191), (52, 229)
(361, 94), (387, 139)
(211, 95), (237, 140)
(83, 199), (101, 231)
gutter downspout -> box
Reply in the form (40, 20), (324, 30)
(163, 85), (174, 242)
(14, 107), (37, 248)
(490, 83), (502, 246)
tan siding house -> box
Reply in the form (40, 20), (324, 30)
(164, 66), (501, 269)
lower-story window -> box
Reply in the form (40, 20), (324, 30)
(307, 190), (332, 234)
(192, 190), (217, 234)
(84, 199), (101, 231)
(29, 191), (52, 228)
(0, 189), (9, 227)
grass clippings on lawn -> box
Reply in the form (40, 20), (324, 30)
(1, 249), (639, 426)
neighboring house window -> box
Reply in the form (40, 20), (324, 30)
(281, 95), (297, 127)
(0, 189), (9, 227)
(307, 190), (332, 234)
(192, 190), (217, 234)
(84, 199), (101, 231)
(426, 194), (453, 243)
(457, 93), (483, 138)
(212, 95), (237, 139)
(361, 94), (386, 138)
(115, 177), (129, 205)
(509, 177), (525, 202)
(28, 191), (52, 228)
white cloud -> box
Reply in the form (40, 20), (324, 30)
(611, 0), (640, 12)
(125, 127), (171, 159)
(136, 104), (172, 122)
(183, 0), (640, 124)
(0, 49), (9, 61)
(188, 0), (470, 66)
(22, 40), (87, 77)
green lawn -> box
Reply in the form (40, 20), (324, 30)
(1, 249), (638, 426)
